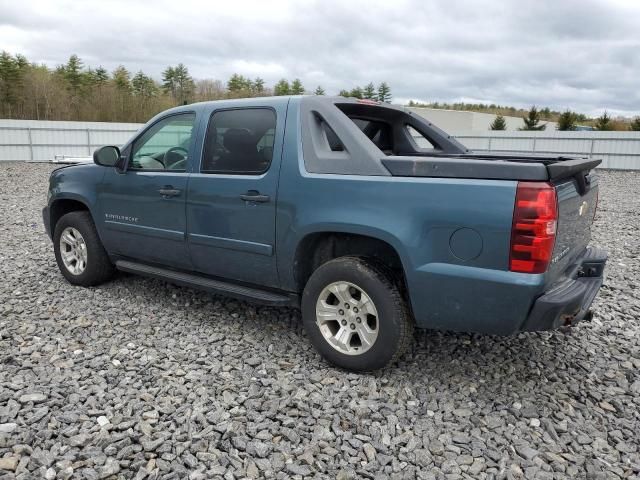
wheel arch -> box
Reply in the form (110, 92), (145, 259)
(292, 230), (409, 293)
(49, 197), (92, 235)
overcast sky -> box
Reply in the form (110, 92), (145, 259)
(1, 0), (639, 116)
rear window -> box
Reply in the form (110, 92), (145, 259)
(201, 108), (276, 174)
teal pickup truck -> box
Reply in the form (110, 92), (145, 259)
(43, 96), (606, 371)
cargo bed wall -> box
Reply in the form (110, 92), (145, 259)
(381, 155), (601, 182)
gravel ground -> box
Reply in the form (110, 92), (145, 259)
(0, 162), (638, 480)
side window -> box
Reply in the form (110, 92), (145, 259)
(202, 108), (276, 174)
(406, 125), (434, 149)
(130, 113), (195, 171)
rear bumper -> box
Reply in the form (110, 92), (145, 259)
(407, 246), (607, 334)
(521, 247), (607, 331)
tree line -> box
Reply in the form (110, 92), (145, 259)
(487, 106), (639, 131)
(2, 51), (638, 130)
(0, 52), (393, 123)
(409, 99), (639, 132)
(408, 100), (570, 122)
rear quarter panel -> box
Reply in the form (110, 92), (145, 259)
(277, 102), (544, 333)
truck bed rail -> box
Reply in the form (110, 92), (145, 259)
(381, 154), (601, 183)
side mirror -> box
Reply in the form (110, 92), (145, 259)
(94, 146), (125, 171)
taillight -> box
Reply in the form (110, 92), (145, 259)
(509, 182), (558, 274)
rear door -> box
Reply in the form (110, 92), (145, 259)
(186, 100), (287, 288)
(97, 112), (197, 269)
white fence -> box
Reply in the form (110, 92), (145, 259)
(0, 120), (639, 170)
(0, 120), (141, 162)
(455, 131), (640, 170)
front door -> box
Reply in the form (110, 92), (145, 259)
(186, 103), (286, 288)
(97, 112), (197, 269)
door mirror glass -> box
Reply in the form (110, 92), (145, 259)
(94, 145), (121, 167)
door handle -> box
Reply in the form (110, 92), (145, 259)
(158, 187), (181, 197)
(240, 190), (270, 203)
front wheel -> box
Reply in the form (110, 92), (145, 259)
(53, 211), (115, 287)
(301, 256), (413, 371)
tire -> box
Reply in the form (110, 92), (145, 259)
(53, 211), (115, 287)
(301, 256), (413, 371)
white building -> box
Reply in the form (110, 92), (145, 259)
(407, 107), (557, 135)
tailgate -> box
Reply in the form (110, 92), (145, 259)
(547, 170), (598, 279)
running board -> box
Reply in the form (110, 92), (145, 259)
(115, 260), (297, 307)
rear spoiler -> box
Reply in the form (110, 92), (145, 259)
(381, 155), (601, 193)
(547, 158), (601, 195)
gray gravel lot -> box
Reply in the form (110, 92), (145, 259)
(0, 162), (639, 480)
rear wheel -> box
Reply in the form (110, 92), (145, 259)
(53, 211), (115, 286)
(302, 256), (413, 371)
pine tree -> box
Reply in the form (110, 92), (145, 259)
(363, 82), (376, 100)
(173, 64), (194, 104)
(630, 117), (640, 131)
(112, 66), (131, 92)
(162, 66), (176, 98)
(290, 78), (305, 95)
(62, 54), (84, 93)
(519, 106), (546, 130)
(132, 71), (157, 97)
(314, 86), (325, 95)
(86, 67), (108, 86)
(162, 64), (193, 104)
(338, 89), (350, 97)
(227, 73), (249, 92)
(377, 82), (391, 102)
(13, 54), (28, 69)
(94, 67), (109, 84)
(490, 114), (507, 130)
(274, 79), (290, 96)
(349, 87), (363, 99)
(0, 52), (21, 115)
(252, 77), (265, 95)
(557, 110), (577, 131)
(595, 111), (613, 131)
